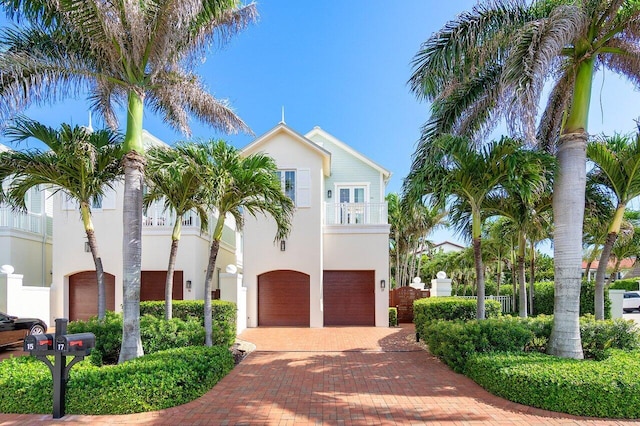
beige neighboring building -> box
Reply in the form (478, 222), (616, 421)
(241, 122), (391, 328)
(50, 131), (240, 323)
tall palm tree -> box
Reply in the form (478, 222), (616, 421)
(0, 0), (256, 362)
(144, 144), (212, 320)
(0, 117), (122, 319)
(409, 0), (640, 358)
(200, 140), (293, 346)
(587, 133), (640, 319)
(405, 134), (525, 319)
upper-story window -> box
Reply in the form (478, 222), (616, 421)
(276, 170), (296, 204)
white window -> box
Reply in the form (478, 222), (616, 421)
(276, 170), (296, 203)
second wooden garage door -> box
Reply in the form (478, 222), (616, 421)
(69, 271), (116, 321)
(258, 270), (310, 326)
(323, 270), (375, 326)
(141, 271), (184, 301)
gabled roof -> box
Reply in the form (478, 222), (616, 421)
(0, 143), (9, 153)
(433, 241), (465, 250)
(241, 122), (331, 176)
(142, 129), (170, 149)
(582, 258), (636, 270)
(304, 126), (392, 184)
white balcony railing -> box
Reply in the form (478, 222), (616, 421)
(324, 202), (388, 225)
(143, 204), (205, 231)
(0, 207), (52, 237)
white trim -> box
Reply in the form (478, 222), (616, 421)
(323, 224), (391, 234)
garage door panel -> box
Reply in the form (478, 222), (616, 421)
(259, 270), (310, 326)
(69, 272), (116, 321)
(140, 271), (184, 301)
(323, 270), (374, 326)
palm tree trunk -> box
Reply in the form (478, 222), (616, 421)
(80, 203), (106, 320)
(473, 237), (485, 319)
(594, 232), (617, 319)
(119, 92), (146, 364)
(529, 240), (535, 315)
(204, 238), (220, 346)
(517, 233), (527, 318)
(607, 258), (622, 286)
(164, 218), (182, 320)
(548, 56), (593, 360)
(585, 260), (592, 282)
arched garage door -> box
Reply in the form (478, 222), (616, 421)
(258, 270), (310, 326)
(323, 270), (375, 326)
(69, 271), (116, 321)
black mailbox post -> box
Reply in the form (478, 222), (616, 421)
(23, 318), (95, 419)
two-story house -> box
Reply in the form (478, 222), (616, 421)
(50, 130), (240, 322)
(241, 123), (391, 327)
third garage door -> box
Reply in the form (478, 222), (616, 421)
(258, 270), (310, 326)
(323, 270), (375, 326)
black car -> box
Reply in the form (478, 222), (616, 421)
(0, 311), (47, 349)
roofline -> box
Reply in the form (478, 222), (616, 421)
(241, 123), (331, 176)
(304, 126), (392, 184)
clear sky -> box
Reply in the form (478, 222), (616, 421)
(3, 1), (640, 246)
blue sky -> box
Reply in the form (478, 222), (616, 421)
(3, 1), (640, 246)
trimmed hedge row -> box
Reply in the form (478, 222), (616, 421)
(0, 346), (234, 415)
(413, 297), (501, 338)
(466, 350), (640, 418)
(609, 279), (640, 291)
(140, 300), (237, 347)
(388, 307), (398, 327)
(519, 281), (612, 318)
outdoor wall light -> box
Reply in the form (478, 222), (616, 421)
(380, 279), (386, 290)
(327, 189), (332, 198)
(186, 280), (192, 291)
(280, 240), (286, 251)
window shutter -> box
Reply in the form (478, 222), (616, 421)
(297, 168), (311, 208)
(102, 189), (116, 210)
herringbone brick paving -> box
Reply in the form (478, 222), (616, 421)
(0, 324), (637, 425)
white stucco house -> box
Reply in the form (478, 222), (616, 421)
(50, 130), (240, 323)
(241, 122), (391, 328)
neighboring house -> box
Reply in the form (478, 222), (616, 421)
(582, 257), (636, 282)
(432, 241), (465, 254)
(50, 130), (240, 322)
(0, 143), (53, 288)
(241, 123), (391, 327)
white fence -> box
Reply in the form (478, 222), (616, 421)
(0, 273), (50, 324)
(456, 295), (513, 313)
(324, 202), (388, 225)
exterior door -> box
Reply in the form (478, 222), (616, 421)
(258, 270), (310, 326)
(337, 186), (366, 224)
(140, 271), (184, 301)
(69, 271), (116, 321)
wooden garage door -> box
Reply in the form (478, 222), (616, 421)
(323, 270), (375, 326)
(141, 271), (184, 301)
(69, 271), (116, 321)
(258, 270), (310, 326)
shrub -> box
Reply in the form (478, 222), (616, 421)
(531, 281), (611, 318)
(140, 315), (205, 354)
(421, 317), (533, 372)
(140, 300), (236, 347)
(466, 350), (640, 418)
(388, 307), (398, 327)
(68, 311), (123, 366)
(0, 346), (234, 415)
(609, 279), (640, 291)
(413, 297), (501, 337)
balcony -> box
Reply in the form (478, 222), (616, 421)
(0, 207), (52, 237)
(143, 204), (206, 232)
(324, 202), (388, 226)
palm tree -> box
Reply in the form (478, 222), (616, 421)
(405, 134), (525, 319)
(200, 140), (293, 346)
(409, 0), (640, 358)
(587, 133), (640, 319)
(0, 0), (256, 362)
(144, 144), (212, 320)
(0, 117), (122, 320)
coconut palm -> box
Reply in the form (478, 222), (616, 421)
(409, 0), (640, 358)
(587, 133), (640, 319)
(405, 134), (526, 319)
(200, 140), (293, 346)
(0, 116), (122, 320)
(144, 144), (213, 320)
(0, 0), (256, 362)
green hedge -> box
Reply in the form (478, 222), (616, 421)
(388, 307), (398, 327)
(413, 297), (501, 338)
(0, 346), (234, 415)
(531, 281), (611, 318)
(609, 279), (640, 291)
(466, 350), (640, 418)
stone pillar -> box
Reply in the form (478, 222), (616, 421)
(430, 271), (452, 297)
(219, 266), (246, 335)
(608, 289), (625, 319)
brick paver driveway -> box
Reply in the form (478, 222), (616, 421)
(1, 324), (637, 425)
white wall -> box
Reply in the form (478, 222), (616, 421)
(323, 228), (390, 327)
(0, 273), (50, 324)
(243, 130), (325, 327)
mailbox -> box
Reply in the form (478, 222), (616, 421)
(55, 333), (95, 355)
(24, 333), (55, 353)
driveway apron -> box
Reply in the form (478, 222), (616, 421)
(0, 324), (637, 425)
